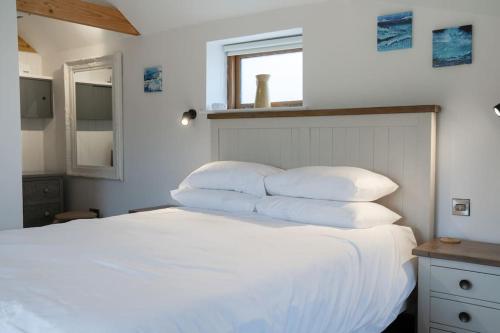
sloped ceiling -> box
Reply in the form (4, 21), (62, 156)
(17, 0), (500, 55)
(17, 14), (129, 55)
(376, 0), (500, 15)
(105, 0), (328, 35)
(110, 0), (500, 35)
(17, 0), (327, 54)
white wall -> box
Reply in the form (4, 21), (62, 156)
(19, 51), (42, 76)
(0, 0), (23, 230)
(21, 125), (45, 173)
(42, 0), (500, 243)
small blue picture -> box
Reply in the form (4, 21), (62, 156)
(433, 25), (472, 68)
(144, 66), (163, 93)
(377, 11), (413, 52)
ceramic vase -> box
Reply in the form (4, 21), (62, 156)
(254, 74), (271, 108)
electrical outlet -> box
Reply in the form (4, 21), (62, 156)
(452, 199), (470, 216)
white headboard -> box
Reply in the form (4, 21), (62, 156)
(210, 110), (437, 243)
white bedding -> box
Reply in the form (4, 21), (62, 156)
(0, 208), (416, 333)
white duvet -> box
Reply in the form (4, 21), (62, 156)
(0, 208), (416, 333)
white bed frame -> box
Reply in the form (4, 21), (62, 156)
(211, 111), (436, 244)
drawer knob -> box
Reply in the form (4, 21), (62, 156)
(44, 211), (50, 217)
(459, 279), (472, 290)
(459, 312), (471, 323)
(43, 188), (49, 194)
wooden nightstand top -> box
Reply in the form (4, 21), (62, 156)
(413, 238), (500, 267)
(128, 205), (176, 214)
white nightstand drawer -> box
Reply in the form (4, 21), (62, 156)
(431, 265), (500, 303)
(430, 326), (475, 333)
(431, 297), (500, 332)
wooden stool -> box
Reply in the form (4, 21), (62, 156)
(53, 211), (98, 224)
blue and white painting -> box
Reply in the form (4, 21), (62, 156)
(433, 25), (472, 68)
(144, 66), (163, 93)
(377, 11), (413, 52)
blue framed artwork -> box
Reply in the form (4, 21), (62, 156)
(377, 11), (413, 52)
(144, 66), (163, 93)
(433, 25), (472, 68)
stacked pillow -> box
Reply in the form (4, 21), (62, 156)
(255, 196), (400, 229)
(171, 188), (261, 213)
(258, 166), (401, 228)
(264, 166), (398, 202)
(172, 161), (401, 229)
(171, 161), (282, 213)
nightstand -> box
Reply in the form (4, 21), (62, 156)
(22, 174), (64, 228)
(413, 239), (500, 333)
(128, 204), (176, 214)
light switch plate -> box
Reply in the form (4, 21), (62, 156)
(452, 198), (470, 216)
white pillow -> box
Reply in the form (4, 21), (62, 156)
(179, 161), (283, 197)
(171, 188), (259, 213)
(264, 166), (398, 202)
(256, 196), (401, 229)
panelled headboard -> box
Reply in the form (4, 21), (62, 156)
(210, 108), (437, 243)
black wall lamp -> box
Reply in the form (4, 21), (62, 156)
(181, 109), (197, 126)
(494, 104), (500, 117)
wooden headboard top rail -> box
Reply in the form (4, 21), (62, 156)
(207, 105), (441, 120)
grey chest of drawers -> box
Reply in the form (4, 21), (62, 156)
(22, 174), (64, 228)
(413, 239), (500, 333)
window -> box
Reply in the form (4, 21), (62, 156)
(225, 36), (303, 109)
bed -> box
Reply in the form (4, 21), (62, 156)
(0, 109), (437, 333)
(1, 207), (416, 333)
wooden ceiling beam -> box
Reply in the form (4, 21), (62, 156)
(17, 0), (140, 36)
(18, 36), (37, 53)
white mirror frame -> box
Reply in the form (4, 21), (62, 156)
(64, 53), (124, 181)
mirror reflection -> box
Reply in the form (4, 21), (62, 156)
(74, 68), (113, 167)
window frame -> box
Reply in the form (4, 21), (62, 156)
(227, 48), (303, 109)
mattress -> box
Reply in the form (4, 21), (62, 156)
(0, 207), (416, 333)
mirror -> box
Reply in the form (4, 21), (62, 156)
(75, 68), (113, 167)
(64, 53), (123, 180)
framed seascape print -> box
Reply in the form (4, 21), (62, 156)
(433, 25), (472, 68)
(144, 66), (163, 93)
(377, 11), (413, 52)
